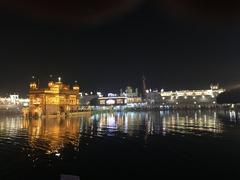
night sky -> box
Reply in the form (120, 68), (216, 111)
(0, 0), (240, 96)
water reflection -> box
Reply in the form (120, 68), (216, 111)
(0, 111), (226, 154)
(27, 118), (82, 154)
(0, 115), (92, 155)
(160, 111), (222, 135)
(94, 111), (223, 136)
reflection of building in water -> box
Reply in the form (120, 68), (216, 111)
(0, 114), (92, 154)
(96, 112), (143, 136)
(159, 111), (223, 135)
(0, 116), (29, 136)
(26, 114), (92, 154)
(27, 118), (81, 153)
(93, 111), (223, 137)
(0, 111), (223, 154)
(28, 77), (80, 117)
(146, 84), (225, 109)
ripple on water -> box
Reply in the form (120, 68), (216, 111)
(0, 112), (227, 162)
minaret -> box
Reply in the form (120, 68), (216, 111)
(48, 74), (54, 87)
(142, 75), (147, 98)
(30, 76), (38, 90)
(135, 88), (138, 96)
(73, 81), (80, 106)
(120, 88), (123, 96)
(73, 80), (80, 92)
(49, 74), (54, 81)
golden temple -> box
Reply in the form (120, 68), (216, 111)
(26, 77), (80, 117)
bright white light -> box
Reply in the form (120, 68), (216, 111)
(23, 102), (29, 107)
(108, 93), (116, 97)
(106, 99), (115, 105)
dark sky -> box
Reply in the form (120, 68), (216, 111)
(0, 0), (240, 96)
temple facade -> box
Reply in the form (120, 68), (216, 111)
(28, 78), (80, 117)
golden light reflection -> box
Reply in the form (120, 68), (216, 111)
(0, 114), (92, 154)
(0, 111), (224, 155)
(26, 115), (92, 154)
